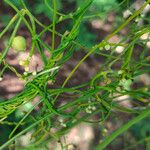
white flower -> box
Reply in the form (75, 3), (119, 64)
(25, 67), (29, 72)
(123, 10), (132, 18)
(88, 105), (92, 109)
(118, 70), (123, 75)
(19, 60), (24, 66)
(58, 118), (63, 123)
(60, 122), (67, 127)
(85, 108), (90, 114)
(115, 46), (124, 53)
(32, 71), (37, 76)
(99, 46), (103, 50)
(0, 77), (3, 81)
(105, 45), (111, 51)
(91, 106), (96, 111)
(85, 108), (92, 114)
(135, 17), (140, 23)
(23, 72), (28, 76)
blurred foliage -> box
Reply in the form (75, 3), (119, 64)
(88, 0), (118, 13)
(0, 15), (11, 27)
(33, 0), (62, 18)
(4, 0), (143, 48)
(131, 118), (150, 140)
(3, 0), (120, 48)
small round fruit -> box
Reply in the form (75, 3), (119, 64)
(12, 36), (26, 51)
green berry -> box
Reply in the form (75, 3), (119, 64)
(12, 36), (26, 51)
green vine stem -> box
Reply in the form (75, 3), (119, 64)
(95, 108), (150, 150)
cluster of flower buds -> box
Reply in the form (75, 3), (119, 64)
(99, 43), (111, 51)
(19, 57), (31, 72)
(58, 118), (67, 128)
(85, 100), (96, 114)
